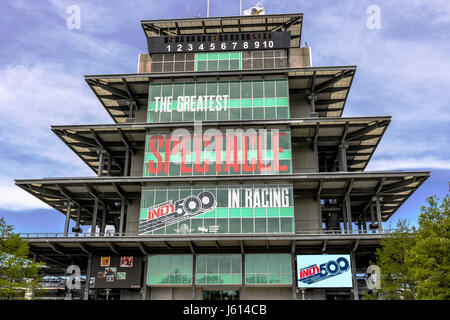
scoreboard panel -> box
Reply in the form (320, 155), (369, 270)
(147, 31), (291, 54)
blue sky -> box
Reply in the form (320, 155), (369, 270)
(0, 0), (449, 233)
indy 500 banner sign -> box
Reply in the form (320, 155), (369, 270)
(139, 185), (294, 235)
(296, 255), (353, 288)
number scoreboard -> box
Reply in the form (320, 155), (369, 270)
(147, 31), (291, 54)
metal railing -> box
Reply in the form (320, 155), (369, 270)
(15, 229), (393, 238)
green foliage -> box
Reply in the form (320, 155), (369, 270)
(406, 185), (450, 300)
(370, 219), (417, 300)
(0, 217), (46, 300)
(369, 184), (450, 300)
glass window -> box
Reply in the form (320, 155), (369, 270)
(230, 82), (240, 99)
(196, 82), (207, 96)
(147, 255), (193, 285)
(196, 255), (241, 285)
(264, 81), (275, 98)
(245, 254), (291, 285)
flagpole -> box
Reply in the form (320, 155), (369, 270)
(240, 0), (242, 16)
(207, 0), (210, 17)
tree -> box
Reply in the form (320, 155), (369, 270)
(366, 219), (417, 300)
(364, 184), (450, 300)
(0, 217), (45, 300)
(406, 186), (450, 300)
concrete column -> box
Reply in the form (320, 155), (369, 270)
(342, 206), (348, 233)
(345, 193), (352, 233)
(192, 254), (197, 300)
(100, 205), (106, 236)
(84, 254), (92, 300)
(375, 196), (383, 233)
(338, 144), (347, 171)
(308, 92), (316, 114)
(362, 211), (367, 234)
(291, 253), (297, 300)
(75, 207), (81, 237)
(64, 201), (72, 236)
(370, 202), (376, 234)
(350, 251), (359, 300)
(142, 255), (148, 300)
(106, 156), (112, 176)
(91, 197), (99, 236)
(317, 195), (323, 232)
(124, 147), (130, 176)
(313, 142), (319, 173)
(98, 149), (104, 177)
(119, 199), (126, 236)
(241, 253), (246, 300)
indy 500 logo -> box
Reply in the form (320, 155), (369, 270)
(298, 256), (350, 285)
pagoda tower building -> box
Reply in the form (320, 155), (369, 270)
(15, 13), (429, 300)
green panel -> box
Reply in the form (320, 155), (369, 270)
(140, 185), (294, 235)
(196, 254), (241, 285)
(147, 255), (192, 285)
(245, 254), (292, 285)
(147, 78), (290, 123)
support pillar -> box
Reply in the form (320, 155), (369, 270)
(345, 193), (352, 233)
(350, 251), (359, 300)
(97, 149), (104, 177)
(313, 142), (319, 172)
(317, 195), (323, 232)
(91, 197), (99, 236)
(75, 207), (81, 237)
(106, 156), (112, 176)
(119, 199), (126, 236)
(338, 144), (347, 171)
(342, 205), (348, 233)
(370, 202), (376, 234)
(64, 201), (72, 236)
(100, 205), (106, 236)
(362, 211), (367, 234)
(308, 92), (317, 117)
(241, 252), (246, 300)
(375, 196), (383, 233)
(192, 254), (197, 300)
(291, 254), (297, 300)
(142, 255), (148, 300)
(84, 254), (92, 300)
(124, 147), (130, 176)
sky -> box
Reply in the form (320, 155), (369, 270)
(0, 0), (449, 233)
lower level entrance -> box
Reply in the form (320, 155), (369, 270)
(202, 290), (240, 300)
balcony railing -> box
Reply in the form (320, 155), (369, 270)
(15, 229), (391, 238)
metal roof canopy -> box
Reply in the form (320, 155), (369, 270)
(25, 235), (378, 268)
(50, 116), (390, 176)
(15, 171), (429, 226)
(141, 13), (303, 47)
(84, 66), (356, 123)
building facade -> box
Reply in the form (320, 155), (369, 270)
(15, 13), (429, 300)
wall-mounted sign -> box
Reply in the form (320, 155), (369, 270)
(143, 128), (292, 177)
(147, 79), (289, 123)
(296, 255), (352, 288)
(91, 256), (143, 289)
(139, 184), (294, 235)
(147, 31), (291, 54)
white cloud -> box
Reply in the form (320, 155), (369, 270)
(0, 176), (51, 211)
(367, 156), (450, 171)
(0, 62), (103, 179)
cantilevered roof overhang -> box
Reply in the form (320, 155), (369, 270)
(84, 66), (356, 123)
(141, 13), (303, 47)
(15, 171), (429, 226)
(50, 116), (390, 176)
(24, 233), (380, 269)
